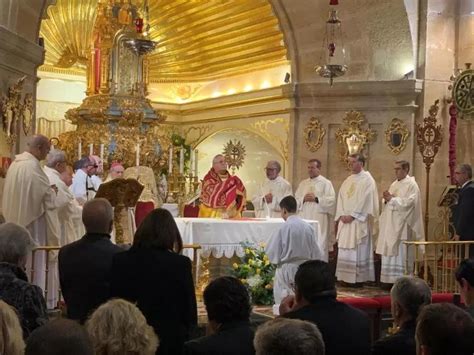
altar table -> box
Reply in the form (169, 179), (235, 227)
(175, 217), (325, 261)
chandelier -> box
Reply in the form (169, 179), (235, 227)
(315, 0), (347, 85)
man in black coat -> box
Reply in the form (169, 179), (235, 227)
(279, 260), (371, 355)
(58, 198), (122, 323)
(453, 164), (474, 257)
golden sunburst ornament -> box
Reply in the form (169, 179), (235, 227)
(223, 140), (246, 174)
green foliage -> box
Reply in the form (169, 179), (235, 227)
(232, 242), (275, 305)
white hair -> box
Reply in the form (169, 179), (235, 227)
(0, 223), (35, 265)
(46, 149), (67, 168)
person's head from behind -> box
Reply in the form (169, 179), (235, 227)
(279, 195), (297, 220)
(455, 259), (474, 306)
(390, 276), (431, 327)
(82, 198), (114, 235)
(0, 300), (25, 355)
(294, 260), (335, 305)
(254, 318), (325, 355)
(25, 319), (93, 355)
(204, 277), (251, 328)
(26, 135), (51, 161)
(86, 298), (158, 355)
(416, 303), (474, 355)
(133, 208), (183, 252)
(0, 222), (35, 269)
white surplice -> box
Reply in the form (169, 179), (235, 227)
(2, 152), (60, 308)
(377, 175), (424, 283)
(335, 170), (379, 283)
(295, 175), (336, 260)
(71, 169), (96, 204)
(265, 215), (323, 306)
(252, 176), (293, 218)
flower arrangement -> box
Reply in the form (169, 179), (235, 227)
(232, 242), (275, 305)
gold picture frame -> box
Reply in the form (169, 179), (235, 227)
(385, 118), (409, 155)
(304, 117), (326, 152)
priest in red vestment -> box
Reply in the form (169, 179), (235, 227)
(199, 154), (246, 218)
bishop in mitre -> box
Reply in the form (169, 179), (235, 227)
(335, 153), (379, 284)
(2, 135), (60, 308)
(377, 160), (424, 283)
(251, 160), (292, 218)
(295, 159), (336, 261)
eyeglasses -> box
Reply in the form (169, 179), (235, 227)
(265, 168), (277, 171)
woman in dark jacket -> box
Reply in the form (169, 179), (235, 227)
(110, 208), (197, 355)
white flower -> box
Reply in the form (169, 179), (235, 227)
(246, 274), (263, 288)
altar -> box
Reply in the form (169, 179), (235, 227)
(175, 217), (325, 262)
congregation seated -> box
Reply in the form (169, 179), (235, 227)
(416, 303), (474, 355)
(254, 318), (325, 355)
(455, 258), (474, 317)
(109, 208), (197, 355)
(0, 299), (25, 354)
(86, 298), (158, 355)
(25, 319), (93, 355)
(58, 198), (123, 323)
(184, 276), (255, 355)
(371, 276), (431, 355)
(279, 260), (370, 355)
(0, 223), (47, 337)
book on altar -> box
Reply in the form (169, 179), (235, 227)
(95, 178), (144, 208)
(437, 184), (458, 207)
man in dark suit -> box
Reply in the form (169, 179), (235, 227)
(279, 260), (371, 355)
(453, 164), (474, 257)
(184, 277), (255, 355)
(58, 198), (122, 323)
(371, 276), (431, 355)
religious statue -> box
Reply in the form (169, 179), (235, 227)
(22, 93), (33, 136)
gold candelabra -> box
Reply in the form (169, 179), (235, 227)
(166, 168), (200, 217)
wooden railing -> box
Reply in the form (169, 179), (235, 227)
(403, 240), (474, 293)
(31, 243), (202, 308)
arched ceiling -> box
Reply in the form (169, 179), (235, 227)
(39, 0), (289, 82)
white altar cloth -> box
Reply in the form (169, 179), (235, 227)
(175, 217), (325, 261)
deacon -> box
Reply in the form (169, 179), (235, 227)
(71, 156), (97, 205)
(44, 150), (83, 245)
(265, 195), (323, 313)
(2, 134), (61, 307)
(199, 154), (246, 218)
(377, 160), (424, 283)
(295, 159), (336, 260)
(252, 160), (292, 218)
(335, 153), (379, 285)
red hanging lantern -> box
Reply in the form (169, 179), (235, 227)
(135, 18), (144, 33)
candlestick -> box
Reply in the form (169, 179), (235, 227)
(78, 141), (82, 160)
(190, 148), (195, 175)
(168, 146), (173, 172)
(89, 143), (93, 156)
(179, 148), (184, 174)
(194, 149), (198, 176)
(136, 143), (140, 167)
(100, 144), (104, 162)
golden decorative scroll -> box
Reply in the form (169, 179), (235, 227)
(251, 118), (289, 161)
(384, 118), (409, 155)
(304, 117), (326, 152)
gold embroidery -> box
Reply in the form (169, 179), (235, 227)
(346, 182), (355, 199)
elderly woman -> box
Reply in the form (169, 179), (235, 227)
(110, 208), (197, 355)
(0, 223), (48, 337)
(86, 298), (158, 355)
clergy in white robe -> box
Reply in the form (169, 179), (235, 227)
(252, 160), (292, 218)
(71, 157), (97, 204)
(44, 150), (83, 245)
(335, 154), (379, 284)
(90, 155), (103, 191)
(265, 196), (323, 313)
(377, 161), (424, 283)
(295, 159), (336, 260)
(2, 135), (60, 308)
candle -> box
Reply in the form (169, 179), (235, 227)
(190, 148), (195, 176)
(78, 141), (82, 160)
(168, 146), (173, 172)
(194, 149), (198, 176)
(179, 148), (184, 174)
(100, 144), (104, 163)
(89, 143), (93, 156)
(136, 143), (140, 167)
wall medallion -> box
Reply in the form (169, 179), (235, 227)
(304, 117), (326, 152)
(385, 118), (409, 155)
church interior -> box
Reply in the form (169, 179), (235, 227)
(0, 0), (473, 352)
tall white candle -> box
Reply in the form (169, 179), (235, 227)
(194, 149), (198, 176)
(78, 141), (82, 160)
(179, 148), (184, 174)
(100, 144), (104, 163)
(190, 148), (195, 176)
(168, 147), (173, 172)
(136, 143), (140, 167)
(89, 143), (93, 156)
